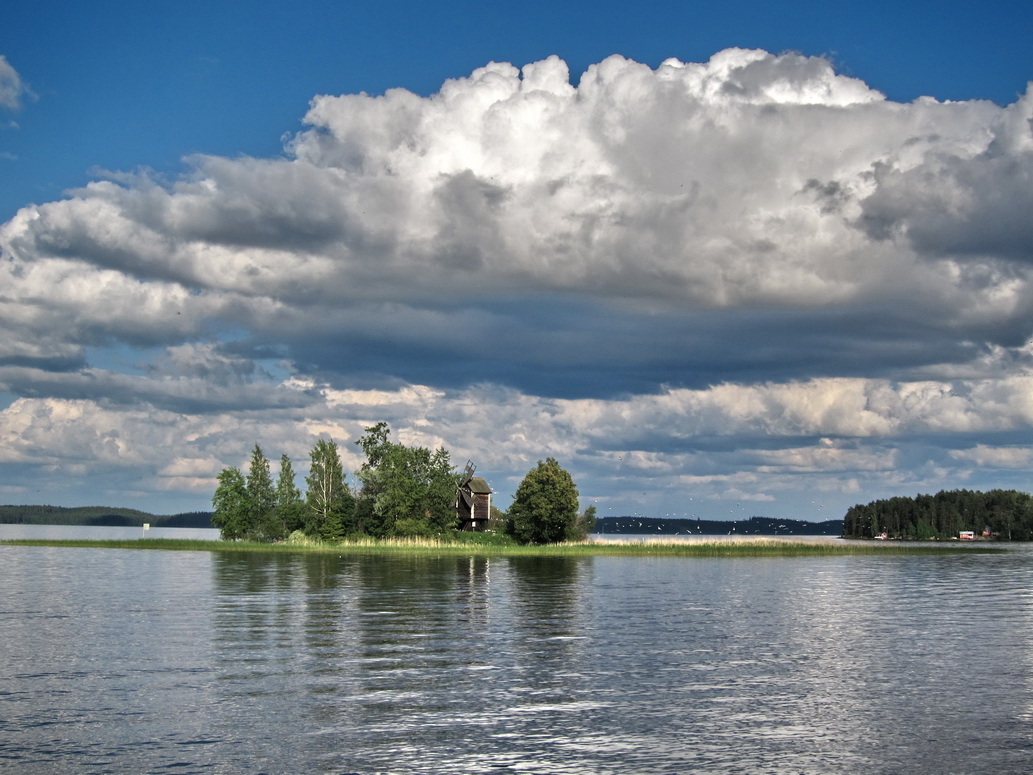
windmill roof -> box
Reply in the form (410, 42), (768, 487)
(464, 476), (492, 494)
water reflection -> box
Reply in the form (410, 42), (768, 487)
(503, 555), (591, 689)
(7, 545), (1033, 773)
(207, 552), (597, 773)
(506, 556), (586, 635)
(455, 555), (491, 631)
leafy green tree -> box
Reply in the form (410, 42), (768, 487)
(276, 453), (305, 534)
(570, 504), (597, 541)
(506, 457), (581, 544)
(212, 467), (250, 540)
(305, 438), (353, 540)
(356, 422), (392, 472)
(354, 422), (459, 537)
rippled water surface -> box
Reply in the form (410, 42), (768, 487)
(3, 539), (1033, 773)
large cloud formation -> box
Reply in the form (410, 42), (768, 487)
(1, 49), (1032, 516)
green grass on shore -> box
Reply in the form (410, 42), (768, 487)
(0, 534), (1004, 558)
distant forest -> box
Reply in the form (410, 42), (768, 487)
(0, 505), (213, 528)
(597, 516), (844, 536)
(843, 489), (1033, 540)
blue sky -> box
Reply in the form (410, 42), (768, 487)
(1, 1), (1031, 519)
(4, 1), (1030, 222)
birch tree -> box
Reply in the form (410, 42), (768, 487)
(305, 438), (353, 540)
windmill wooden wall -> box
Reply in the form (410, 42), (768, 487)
(456, 475), (492, 531)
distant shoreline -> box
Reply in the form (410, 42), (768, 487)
(1, 533), (994, 558)
(594, 516), (844, 537)
(0, 505), (213, 529)
(2, 508), (842, 536)
(591, 533), (842, 544)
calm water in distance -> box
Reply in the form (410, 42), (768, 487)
(3, 526), (1033, 774)
(0, 524), (222, 541)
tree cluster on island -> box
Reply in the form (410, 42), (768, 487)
(212, 423), (595, 545)
(843, 489), (1033, 540)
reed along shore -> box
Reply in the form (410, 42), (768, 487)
(0, 534), (1002, 558)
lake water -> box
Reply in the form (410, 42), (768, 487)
(0, 524), (222, 541)
(3, 529), (1033, 773)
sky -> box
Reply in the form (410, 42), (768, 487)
(1, 1), (1032, 521)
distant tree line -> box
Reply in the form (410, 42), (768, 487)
(843, 489), (1033, 540)
(212, 424), (593, 545)
(0, 505), (211, 528)
(596, 516), (843, 536)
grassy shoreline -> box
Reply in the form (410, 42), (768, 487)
(0, 535), (1003, 557)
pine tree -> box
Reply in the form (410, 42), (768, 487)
(245, 444), (278, 541)
(276, 453), (305, 534)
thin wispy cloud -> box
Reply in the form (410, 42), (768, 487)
(0, 55), (30, 111)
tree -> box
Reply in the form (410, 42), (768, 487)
(305, 438), (353, 540)
(212, 467), (250, 540)
(570, 504), (597, 541)
(275, 453), (305, 535)
(506, 458), (581, 544)
(246, 444), (280, 541)
(354, 422), (459, 537)
(488, 504), (506, 532)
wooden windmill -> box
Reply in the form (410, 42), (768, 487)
(455, 459), (492, 531)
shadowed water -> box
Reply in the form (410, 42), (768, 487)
(3, 539), (1033, 773)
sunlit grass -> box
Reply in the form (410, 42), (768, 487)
(0, 534), (1003, 557)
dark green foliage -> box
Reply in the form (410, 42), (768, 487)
(506, 458), (581, 544)
(246, 445), (283, 541)
(354, 422), (460, 537)
(0, 506), (213, 527)
(843, 489), (1033, 540)
(570, 504), (597, 541)
(305, 438), (354, 541)
(212, 446), (293, 542)
(161, 512), (214, 528)
(211, 443), (354, 542)
(212, 467), (250, 540)
(275, 453), (305, 534)
(206, 423), (460, 543)
(1, 505), (157, 525)
(595, 516), (844, 535)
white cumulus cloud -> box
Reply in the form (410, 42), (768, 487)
(1, 49), (1032, 516)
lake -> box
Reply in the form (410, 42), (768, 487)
(3, 528), (1032, 773)
(0, 524), (222, 541)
